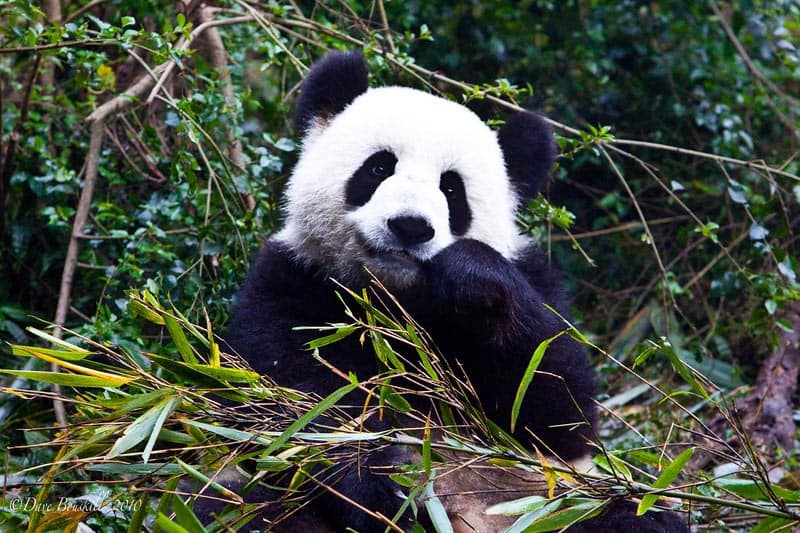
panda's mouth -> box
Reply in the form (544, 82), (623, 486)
(365, 246), (422, 270)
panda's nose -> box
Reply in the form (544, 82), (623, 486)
(387, 216), (435, 246)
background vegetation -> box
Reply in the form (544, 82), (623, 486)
(1, 0), (799, 531)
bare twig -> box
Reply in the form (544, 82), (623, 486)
(598, 145), (672, 306)
(50, 120), (103, 428)
(116, 118), (168, 182)
(375, 0), (396, 55)
(65, 0), (109, 23)
(39, 0), (69, 428)
(0, 39), (107, 54)
(193, 5), (253, 209)
(549, 216), (690, 242)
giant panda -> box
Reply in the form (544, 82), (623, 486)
(216, 51), (688, 532)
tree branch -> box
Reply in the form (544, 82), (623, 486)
(41, 0), (69, 428)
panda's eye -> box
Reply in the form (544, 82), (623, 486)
(440, 171), (464, 199)
(345, 150), (398, 207)
(439, 170), (471, 236)
(364, 150), (396, 180)
(372, 164), (389, 178)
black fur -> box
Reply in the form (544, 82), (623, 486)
(293, 51), (369, 134)
(570, 500), (689, 532)
(424, 239), (596, 460)
(439, 170), (471, 235)
(498, 111), (558, 199)
(345, 149), (398, 207)
(225, 239), (598, 530)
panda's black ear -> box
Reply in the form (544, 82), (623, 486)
(497, 111), (558, 200)
(293, 51), (369, 134)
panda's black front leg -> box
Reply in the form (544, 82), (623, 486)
(424, 238), (596, 460)
(313, 444), (421, 533)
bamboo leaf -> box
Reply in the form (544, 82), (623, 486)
(154, 475), (181, 530)
(182, 362), (259, 383)
(521, 500), (608, 532)
(0, 370), (134, 388)
(380, 385), (412, 412)
(406, 325), (439, 380)
(86, 463), (185, 475)
(163, 314), (198, 364)
(511, 331), (563, 433)
(503, 500), (563, 533)
(155, 513), (191, 533)
(304, 324), (357, 349)
(637, 447), (694, 516)
(108, 395), (178, 459)
(128, 299), (166, 325)
(187, 420), (381, 446)
(142, 394), (181, 463)
(291, 431), (384, 442)
(63, 425), (118, 461)
(659, 341), (710, 400)
(158, 428), (194, 445)
(422, 479), (454, 533)
(176, 458), (243, 504)
(141, 289), (162, 309)
(127, 492), (150, 533)
(209, 339), (220, 367)
(263, 377), (359, 456)
(7, 347), (135, 385)
(171, 306), (210, 347)
(535, 449), (557, 499)
(25, 327), (91, 353)
(593, 453), (634, 482)
(148, 353), (257, 388)
(422, 414), (432, 478)
(99, 388), (173, 415)
(750, 516), (798, 533)
(256, 456), (293, 472)
(147, 354), (227, 387)
(486, 495), (548, 516)
(12, 344), (92, 361)
(36, 509), (88, 531)
(183, 419), (273, 446)
(716, 477), (800, 502)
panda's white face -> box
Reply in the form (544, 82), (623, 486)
(277, 86), (527, 289)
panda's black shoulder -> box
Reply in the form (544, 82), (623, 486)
(512, 243), (571, 314)
(223, 239), (341, 376)
(229, 239), (322, 314)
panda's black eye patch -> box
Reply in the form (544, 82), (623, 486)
(346, 150), (397, 207)
(440, 170), (471, 235)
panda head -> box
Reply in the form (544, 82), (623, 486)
(276, 52), (557, 289)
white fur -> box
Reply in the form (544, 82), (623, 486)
(277, 86), (529, 287)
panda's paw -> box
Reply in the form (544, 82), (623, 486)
(426, 238), (527, 316)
